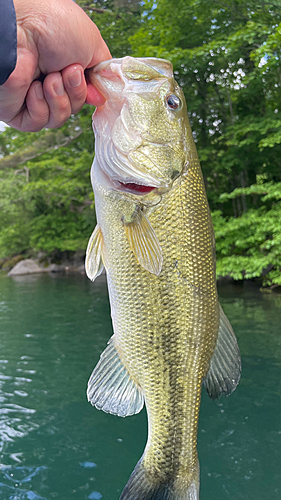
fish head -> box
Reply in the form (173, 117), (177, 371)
(88, 57), (189, 201)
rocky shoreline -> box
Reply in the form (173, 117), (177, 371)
(1, 254), (277, 292)
(0, 252), (87, 277)
(7, 258), (85, 276)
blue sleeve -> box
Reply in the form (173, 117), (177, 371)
(0, 0), (17, 85)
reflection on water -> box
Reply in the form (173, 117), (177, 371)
(0, 273), (280, 500)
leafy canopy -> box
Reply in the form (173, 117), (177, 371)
(1, 0), (281, 287)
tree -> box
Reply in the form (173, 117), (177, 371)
(0, 113), (95, 258)
(0, 0), (142, 262)
(1, 0), (281, 287)
(130, 0), (281, 287)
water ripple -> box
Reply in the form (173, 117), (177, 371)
(0, 483), (46, 500)
(1, 465), (47, 483)
(0, 417), (39, 449)
(0, 466), (47, 500)
(0, 404), (36, 415)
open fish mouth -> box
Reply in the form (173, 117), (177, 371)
(117, 181), (156, 195)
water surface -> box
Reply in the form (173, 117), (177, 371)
(0, 273), (280, 500)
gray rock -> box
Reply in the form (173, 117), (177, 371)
(8, 259), (44, 276)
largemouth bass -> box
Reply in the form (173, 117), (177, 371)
(85, 56), (241, 500)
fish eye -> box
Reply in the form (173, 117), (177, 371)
(166, 94), (181, 110)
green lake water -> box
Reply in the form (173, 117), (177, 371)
(0, 272), (280, 500)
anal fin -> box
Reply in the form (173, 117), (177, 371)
(204, 304), (241, 399)
(123, 208), (162, 276)
(87, 337), (144, 417)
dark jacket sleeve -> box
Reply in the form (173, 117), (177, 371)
(0, 0), (17, 85)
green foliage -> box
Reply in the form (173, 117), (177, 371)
(130, 0), (281, 189)
(0, 169), (33, 257)
(130, 0), (281, 287)
(0, 1), (142, 261)
(1, 0), (281, 287)
(213, 182), (281, 287)
(80, 0), (142, 58)
(0, 113), (96, 258)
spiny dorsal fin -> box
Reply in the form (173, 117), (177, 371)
(87, 337), (144, 417)
(85, 224), (104, 282)
(123, 209), (162, 276)
(204, 304), (241, 400)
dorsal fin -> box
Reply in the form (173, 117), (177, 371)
(85, 224), (105, 282)
(123, 208), (162, 276)
(87, 337), (144, 417)
(204, 304), (241, 399)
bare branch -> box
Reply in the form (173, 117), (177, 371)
(14, 166), (30, 182)
(0, 130), (83, 170)
(81, 5), (107, 13)
(81, 3), (122, 18)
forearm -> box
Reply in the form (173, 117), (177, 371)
(0, 0), (17, 84)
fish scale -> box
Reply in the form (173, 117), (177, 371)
(85, 56), (241, 500)
(94, 168), (218, 487)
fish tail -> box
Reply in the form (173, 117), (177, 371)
(119, 458), (199, 500)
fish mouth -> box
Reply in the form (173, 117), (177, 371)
(100, 162), (159, 196)
(117, 181), (156, 195)
(87, 59), (125, 100)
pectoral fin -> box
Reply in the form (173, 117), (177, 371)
(204, 304), (241, 399)
(87, 336), (144, 417)
(85, 224), (104, 282)
(123, 208), (162, 276)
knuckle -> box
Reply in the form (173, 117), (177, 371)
(27, 115), (49, 132)
(57, 97), (71, 114)
(6, 68), (31, 93)
(28, 111), (50, 132)
(70, 85), (86, 102)
(67, 87), (87, 113)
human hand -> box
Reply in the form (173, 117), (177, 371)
(0, 0), (111, 131)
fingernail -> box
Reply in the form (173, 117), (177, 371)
(53, 78), (65, 96)
(69, 70), (82, 88)
(35, 82), (44, 100)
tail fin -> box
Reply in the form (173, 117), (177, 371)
(119, 458), (199, 500)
